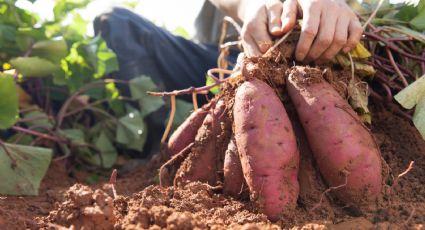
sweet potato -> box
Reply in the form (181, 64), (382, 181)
(174, 100), (231, 186)
(287, 67), (382, 206)
(234, 79), (299, 221)
(167, 102), (212, 156)
(223, 136), (246, 198)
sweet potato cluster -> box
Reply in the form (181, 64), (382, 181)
(159, 46), (384, 221)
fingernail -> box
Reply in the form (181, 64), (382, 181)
(342, 46), (351, 53)
(271, 25), (281, 33)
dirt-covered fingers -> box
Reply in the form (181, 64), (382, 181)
(241, 4), (272, 57)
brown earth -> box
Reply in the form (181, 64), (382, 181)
(0, 100), (424, 230)
(1, 41), (424, 229)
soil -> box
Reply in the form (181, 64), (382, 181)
(1, 100), (424, 230)
(1, 43), (424, 229)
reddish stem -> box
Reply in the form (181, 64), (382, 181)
(364, 32), (425, 62)
(12, 126), (64, 143)
(148, 80), (224, 97)
(386, 48), (409, 87)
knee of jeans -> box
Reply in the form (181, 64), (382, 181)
(94, 7), (154, 60)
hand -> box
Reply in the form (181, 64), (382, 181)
(240, 0), (363, 63)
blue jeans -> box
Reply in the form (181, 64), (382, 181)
(94, 7), (238, 155)
(94, 7), (237, 94)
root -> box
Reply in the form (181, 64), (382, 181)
(389, 161), (414, 194)
(159, 143), (193, 187)
(361, 0), (385, 30)
(109, 169), (118, 199)
(192, 92), (199, 110)
(161, 95), (176, 144)
(263, 28), (294, 57)
(404, 204), (416, 227)
(310, 175), (348, 212)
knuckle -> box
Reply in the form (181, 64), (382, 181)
(303, 28), (317, 38)
(322, 52), (335, 60)
(318, 36), (333, 46)
(335, 36), (347, 45)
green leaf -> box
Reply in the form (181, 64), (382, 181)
(23, 111), (54, 130)
(60, 129), (86, 145)
(413, 94), (425, 139)
(172, 26), (190, 39)
(53, 0), (89, 21)
(116, 110), (147, 151)
(10, 57), (59, 77)
(206, 75), (220, 94)
(394, 75), (425, 109)
(395, 5), (418, 21)
(7, 134), (33, 145)
(410, 8), (425, 30)
(0, 143), (52, 195)
(85, 174), (100, 184)
(94, 42), (119, 78)
(129, 76), (165, 117)
(93, 131), (117, 168)
(31, 39), (68, 63)
(0, 74), (19, 129)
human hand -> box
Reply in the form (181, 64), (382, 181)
(240, 0), (363, 63)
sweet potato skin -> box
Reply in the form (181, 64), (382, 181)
(287, 67), (382, 205)
(234, 79), (299, 221)
(167, 102), (212, 156)
(223, 136), (246, 198)
(174, 100), (231, 186)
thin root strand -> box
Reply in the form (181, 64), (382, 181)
(161, 95), (176, 144)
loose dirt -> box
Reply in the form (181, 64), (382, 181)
(1, 100), (424, 230)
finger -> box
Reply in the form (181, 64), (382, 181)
(242, 34), (262, 57)
(281, 0), (298, 33)
(305, 8), (338, 61)
(248, 21), (273, 54)
(318, 15), (349, 62)
(343, 19), (363, 53)
(295, 2), (321, 61)
(266, 0), (284, 36)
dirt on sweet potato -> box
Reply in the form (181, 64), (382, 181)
(1, 103), (424, 229)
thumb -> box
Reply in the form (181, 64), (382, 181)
(281, 0), (298, 33)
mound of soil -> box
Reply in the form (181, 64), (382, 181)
(1, 100), (424, 229)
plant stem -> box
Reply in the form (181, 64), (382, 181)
(364, 32), (425, 62)
(161, 95), (176, 144)
(56, 79), (128, 129)
(12, 126), (64, 143)
(386, 48), (409, 87)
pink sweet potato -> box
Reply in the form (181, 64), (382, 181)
(174, 99), (231, 186)
(223, 136), (246, 198)
(287, 67), (382, 205)
(234, 78), (299, 221)
(167, 102), (212, 156)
